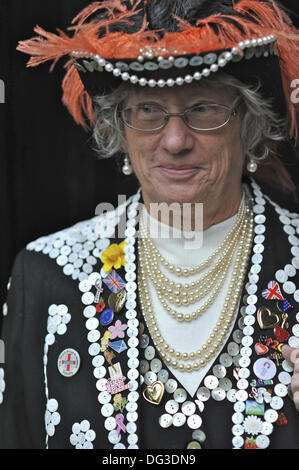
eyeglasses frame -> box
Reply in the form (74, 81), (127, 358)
(117, 98), (241, 132)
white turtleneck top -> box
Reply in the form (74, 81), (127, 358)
(141, 207), (240, 397)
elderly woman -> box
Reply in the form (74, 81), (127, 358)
(1, 0), (299, 450)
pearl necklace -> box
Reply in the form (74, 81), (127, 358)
(140, 192), (246, 276)
(137, 199), (254, 370)
(138, 193), (249, 321)
(139, 226), (238, 316)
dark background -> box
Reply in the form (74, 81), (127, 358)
(0, 0), (299, 322)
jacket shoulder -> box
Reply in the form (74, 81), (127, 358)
(25, 195), (133, 254)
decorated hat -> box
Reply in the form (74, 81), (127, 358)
(16, 0), (299, 192)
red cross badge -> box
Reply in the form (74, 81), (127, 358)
(57, 348), (81, 377)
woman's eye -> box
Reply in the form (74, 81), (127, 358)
(138, 105), (158, 113)
(192, 105), (212, 113)
(135, 105), (163, 121)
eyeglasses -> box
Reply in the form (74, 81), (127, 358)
(118, 100), (240, 132)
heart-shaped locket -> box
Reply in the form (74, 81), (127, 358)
(257, 306), (280, 330)
(143, 381), (165, 405)
(108, 289), (127, 313)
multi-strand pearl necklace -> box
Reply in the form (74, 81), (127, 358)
(137, 194), (254, 371)
(138, 193), (248, 321)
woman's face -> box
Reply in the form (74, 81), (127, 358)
(123, 81), (245, 211)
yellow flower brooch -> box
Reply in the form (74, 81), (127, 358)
(100, 241), (127, 273)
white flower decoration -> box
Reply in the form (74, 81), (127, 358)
(243, 416), (263, 435)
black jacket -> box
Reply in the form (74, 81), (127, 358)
(1, 186), (299, 449)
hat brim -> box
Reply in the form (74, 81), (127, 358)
(76, 52), (286, 120)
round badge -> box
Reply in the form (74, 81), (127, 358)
(57, 348), (81, 377)
(253, 358), (277, 380)
(100, 308), (114, 326)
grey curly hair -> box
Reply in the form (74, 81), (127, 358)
(91, 72), (286, 167)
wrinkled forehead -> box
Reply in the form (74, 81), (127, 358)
(126, 78), (238, 106)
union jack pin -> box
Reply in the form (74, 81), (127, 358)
(261, 281), (284, 301)
(102, 269), (126, 293)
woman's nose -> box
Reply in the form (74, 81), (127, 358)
(160, 115), (195, 155)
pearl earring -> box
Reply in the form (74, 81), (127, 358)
(122, 154), (133, 175)
(247, 160), (258, 173)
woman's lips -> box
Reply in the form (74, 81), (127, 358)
(158, 166), (200, 177)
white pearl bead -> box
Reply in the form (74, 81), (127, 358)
(175, 77), (184, 86)
(138, 78), (147, 86)
(193, 72), (202, 80)
(218, 58), (226, 67)
(184, 74), (193, 83)
(148, 79), (157, 87)
(157, 79), (166, 87)
(130, 75), (138, 84)
(202, 68), (210, 76)
(104, 63), (113, 72)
